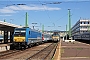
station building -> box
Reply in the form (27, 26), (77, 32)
(71, 19), (90, 38)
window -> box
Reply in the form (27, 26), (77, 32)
(88, 22), (89, 24)
(84, 22), (85, 24)
(80, 22), (82, 24)
(82, 22), (86, 24)
(29, 31), (30, 34)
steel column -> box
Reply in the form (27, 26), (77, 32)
(4, 31), (8, 43)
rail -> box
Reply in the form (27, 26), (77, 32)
(26, 43), (58, 60)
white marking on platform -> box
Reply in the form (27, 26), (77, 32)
(0, 46), (10, 52)
(64, 40), (75, 42)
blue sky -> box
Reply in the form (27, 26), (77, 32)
(0, 0), (90, 31)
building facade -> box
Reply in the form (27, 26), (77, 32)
(71, 19), (90, 37)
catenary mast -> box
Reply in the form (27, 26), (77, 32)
(68, 9), (71, 38)
(25, 12), (28, 27)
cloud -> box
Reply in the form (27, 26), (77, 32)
(0, 9), (16, 13)
(0, 5), (61, 13)
(17, 5), (61, 11)
(0, 15), (12, 16)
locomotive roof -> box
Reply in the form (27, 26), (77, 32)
(15, 27), (41, 33)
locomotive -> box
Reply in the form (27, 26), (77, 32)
(51, 32), (60, 42)
(10, 27), (42, 50)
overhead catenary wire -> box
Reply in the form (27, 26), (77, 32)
(38, 0), (62, 28)
(38, 0), (55, 31)
(1, 0), (27, 26)
(38, 0), (51, 19)
(55, 14), (68, 22)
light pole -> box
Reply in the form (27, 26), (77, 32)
(32, 23), (37, 29)
(3, 18), (6, 22)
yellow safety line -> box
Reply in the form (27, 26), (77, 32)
(53, 39), (61, 60)
(58, 39), (61, 60)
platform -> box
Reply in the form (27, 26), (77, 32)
(0, 43), (12, 52)
(61, 41), (90, 60)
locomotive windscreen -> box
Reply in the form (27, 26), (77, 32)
(52, 34), (59, 36)
(52, 33), (60, 36)
(14, 29), (26, 37)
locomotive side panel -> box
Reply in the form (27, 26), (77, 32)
(28, 29), (42, 44)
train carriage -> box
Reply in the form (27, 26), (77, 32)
(73, 32), (90, 43)
(81, 32), (90, 40)
(42, 34), (52, 42)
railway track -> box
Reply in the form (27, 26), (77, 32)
(0, 50), (20, 59)
(26, 43), (57, 60)
(0, 50), (26, 59)
(0, 42), (57, 60)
